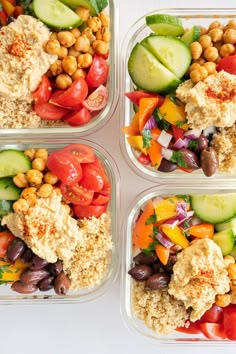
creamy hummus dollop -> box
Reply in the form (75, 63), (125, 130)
(0, 15), (57, 100)
(168, 238), (230, 321)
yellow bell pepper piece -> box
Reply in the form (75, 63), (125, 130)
(0, 258), (30, 282)
(159, 95), (188, 130)
(154, 196), (190, 224)
(127, 135), (147, 154)
(161, 224), (190, 249)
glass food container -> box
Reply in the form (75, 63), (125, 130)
(0, 138), (120, 304)
(0, 0), (119, 138)
(120, 8), (236, 183)
(121, 184), (236, 345)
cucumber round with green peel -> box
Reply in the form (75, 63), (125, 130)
(141, 35), (191, 79)
(181, 26), (201, 47)
(0, 200), (13, 217)
(59, 0), (99, 15)
(146, 14), (184, 36)
(212, 229), (235, 256)
(0, 178), (21, 201)
(215, 217), (236, 236)
(128, 43), (181, 93)
(33, 0), (83, 29)
(0, 150), (31, 178)
(230, 244), (236, 260)
(190, 193), (236, 224)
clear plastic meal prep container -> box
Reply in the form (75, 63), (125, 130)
(0, 138), (120, 304)
(0, 0), (119, 138)
(121, 184), (236, 346)
(120, 8), (236, 183)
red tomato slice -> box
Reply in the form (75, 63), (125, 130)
(124, 91), (164, 107)
(65, 107), (91, 126)
(50, 89), (65, 101)
(137, 153), (151, 165)
(216, 55), (236, 75)
(0, 9), (8, 26)
(86, 55), (109, 88)
(80, 161), (104, 192)
(200, 323), (226, 340)
(47, 151), (82, 186)
(223, 304), (236, 340)
(176, 321), (202, 334)
(199, 305), (224, 324)
(171, 124), (185, 141)
(83, 85), (108, 112)
(91, 193), (110, 205)
(0, 231), (15, 258)
(50, 77), (88, 108)
(60, 183), (94, 206)
(34, 102), (70, 120)
(62, 144), (95, 163)
(73, 204), (107, 218)
(33, 75), (52, 105)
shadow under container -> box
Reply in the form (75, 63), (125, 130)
(0, 138), (120, 304)
(120, 8), (236, 183)
(121, 184), (236, 346)
(0, 0), (119, 138)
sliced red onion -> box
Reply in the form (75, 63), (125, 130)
(143, 115), (157, 130)
(155, 232), (174, 248)
(173, 137), (189, 150)
(178, 212), (195, 228)
(162, 219), (179, 227)
(184, 129), (202, 139)
(157, 130), (172, 148)
(203, 126), (217, 137)
(161, 147), (173, 161)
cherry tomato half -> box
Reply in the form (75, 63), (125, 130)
(47, 151), (82, 186)
(83, 85), (108, 111)
(200, 323), (226, 340)
(60, 183), (94, 206)
(0, 231), (15, 258)
(223, 304), (236, 340)
(176, 321), (202, 334)
(34, 102), (70, 120)
(216, 55), (236, 75)
(199, 305), (224, 324)
(91, 193), (110, 205)
(73, 204), (107, 219)
(86, 55), (109, 88)
(33, 75), (52, 105)
(65, 107), (91, 126)
(62, 144), (95, 163)
(79, 161), (104, 192)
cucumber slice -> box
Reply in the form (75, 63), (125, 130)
(215, 217), (236, 235)
(0, 150), (31, 178)
(128, 43), (181, 94)
(230, 244), (236, 260)
(59, 0), (99, 15)
(181, 26), (201, 46)
(212, 229), (235, 256)
(141, 35), (191, 79)
(146, 14), (184, 36)
(0, 178), (21, 201)
(33, 0), (83, 29)
(0, 200), (13, 217)
(190, 193), (236, 224)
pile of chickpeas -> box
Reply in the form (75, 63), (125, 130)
(43, 6), (111, 90)
(188, 19), (236, 83)
(215, 255), (236, 307)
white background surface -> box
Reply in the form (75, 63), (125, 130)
(2, 1), (236, 353)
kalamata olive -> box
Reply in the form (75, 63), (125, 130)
(133, 252), (157, 265)
(158, 158), (177, 173)
(30, 255), (49, 270)
(38, 275), (55, 291)
(145, 273), (170, 290)
(195, 134), (209, 152)
(11, 281), (37, 294)
(54, 272), (71, 295)
(20, 248), (34, 263)
(200, 147), (219, 177)
(20, 269), (49, 285)
(47, 260), (63, 275)
(151, 262), (162, 273)
(6, 238), (26, 262)
(128, 264), (153, 281)
(178, 148), (200, 170)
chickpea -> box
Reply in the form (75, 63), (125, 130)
(58, 46), (68, 60)
(190, 66), (208, 84)
(55, 74), (73, 89)
(98, 12), (110, 27)
(50, 60), (63, 76)
(77, 53), (93, 68)
(57, 31), (76, 48)
(230, 280), (236, 292)
(75, 6), (90, 22)
(203, 61), (216, 75)
(70, 27), (81, 39)
(92, 39), (109, 56)
(72, 68), (87, 81)
(62, 203), (71, 215)
(220, 43), (235, 57)
(32, 158), (46, 172)
(223, 28), (236, 44)
(190, 41), (203, 59)
(62, 56), (77, 75)
(199, 35), (212, 50)
(96, 27), (111, 42)
(37, 184), (53, 198)
(26, 169), (43, 185)
(231, 292), (236, 304)
(13, 173), (29, 188)
(192, 57), (206, 66)
(203, 46), (219, 61)
(24, 149), (35, 161)
(75, 35), (90, 52)
(50, 32), (58, 40)
(227, 20), (236, 30)
(208, 28), (223, 42)
(87, 16), (102, 32)
(13, 199), (29, 214)
(189, 63), (201, 72)
(214, 40), (224, 51)
(68, 46), (80, 57)
(44, 171), (58, 185)
(35, 149), (48, 160)
(21, 187), (37, 199)
(228, 263), (236, 279)
(224, 255), (235, 265)
(88, 46), (95, 56)
(44, 39), (61, 55)
(200, 26), (208, 35)
(208, 20), (224, 31)
(215, 294), (231, 307)
(82, 28), (96, 43)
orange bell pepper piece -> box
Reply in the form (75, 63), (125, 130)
(139, 97), (160, 132)
(122, 125), (140, 136)
(131, 112), (140, 127)
(1, 0), (15, 16)
(150, 127), (162, 140)
(160, 224), (190, 249)
(132, 200), (155, 249)
(148, 139), (163, 169)
(155, 244), (170, 265)
(189, 223), (214, 239)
